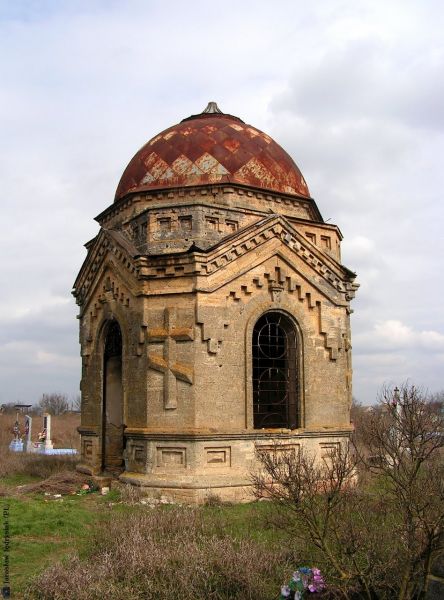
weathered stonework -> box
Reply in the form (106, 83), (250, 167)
(73, 103), (358, 502)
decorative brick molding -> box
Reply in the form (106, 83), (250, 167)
(228, 264), (347, 361)
(196, 305), (230, 355)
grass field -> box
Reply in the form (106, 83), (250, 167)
(3, 404), (438, 599)
(1, 412), (296, 599)
(2, 477), (293, 599)
(4, 493), (96, 594)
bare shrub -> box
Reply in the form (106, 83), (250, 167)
(253, 384), (444, 600)
(115, 482), (145, 504)
(355, 384), (444, 599)
(0, 402), (22, 414)
(0, 453), (78, 480)
(204, 491), (225, 506)
(0, 413), (15, 448)
(26, 507), (297, 600)
(252, 443), (398, 598)
(72, 394), (81, 412)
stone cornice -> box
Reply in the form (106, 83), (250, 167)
(95, 182), (323, 226)
(137, 215), (358, 301)
(200, 215), (355, 289)
(74, 215), (358, 309)
(123, 427), (353, 441)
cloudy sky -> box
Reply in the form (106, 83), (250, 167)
(1, 0), (443, 406)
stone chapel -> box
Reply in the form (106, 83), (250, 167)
(73, 102), (359, 502)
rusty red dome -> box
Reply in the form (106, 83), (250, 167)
(115, 103), (310, 201)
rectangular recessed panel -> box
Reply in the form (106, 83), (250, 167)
(320, 442), (340, 459)
(83, 440), (93, 457)
(256, 444), (300, 458)
(205, 446), (231, 467)
(133, 444), (145, 463)
(157, 447), (186, 468)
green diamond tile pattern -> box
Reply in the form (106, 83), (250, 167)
(115, 113), (310, 201)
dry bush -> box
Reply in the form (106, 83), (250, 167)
(0, 453), (78, 480)
(0, 413), (14, 448)
(26, 507), (296, 600)
(114, 482), (145, 504)
(252, 443), (400, 598)
(0, 448), (24, 478)
(253, 384), (444, 600)
(355, 384), (444, 599)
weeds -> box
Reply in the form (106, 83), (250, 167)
(26, 507), (297, 600)
(0, 453), (78, 480)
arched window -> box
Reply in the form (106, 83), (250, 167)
(252, 312), (299, 429)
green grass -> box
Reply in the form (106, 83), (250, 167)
(202, 500), (288, 545)
(1, 486), (285, 598)
(5, 495), (94, 595)
(2, 473), (41, 486)
(3, 487), (136, 597)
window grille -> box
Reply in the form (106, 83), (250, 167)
(253, 312), (299, 429)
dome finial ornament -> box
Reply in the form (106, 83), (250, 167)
(202, 101), (223, 114)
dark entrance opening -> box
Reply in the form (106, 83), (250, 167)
(253, 312), (299, 429)
(102, 320), (124, 473)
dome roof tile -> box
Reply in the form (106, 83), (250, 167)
(115, 104), (310, 201)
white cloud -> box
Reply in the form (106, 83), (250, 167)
(0, 0), (443, 406)
(374, 320), (414, 346)
(355, 320), (444, 352)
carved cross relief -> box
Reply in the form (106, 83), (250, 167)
(147, 308), (194, 410)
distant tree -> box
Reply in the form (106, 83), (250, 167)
(38, 393), (69, 416)
(350, 397), (380, 457)
(429, 390), (444, 414)
(0, 402), (18, 414)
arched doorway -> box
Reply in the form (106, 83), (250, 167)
(252, 312), (299, 429)
(102, 320), (124, 473)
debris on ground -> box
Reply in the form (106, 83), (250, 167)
(16, 471), (90, 496)
(76, 481), (99, 495)
(139, 496), (178, 507)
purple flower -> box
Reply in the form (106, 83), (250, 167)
(281, 585), (291, 598)
(281, 566), (326, 597)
